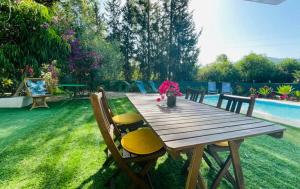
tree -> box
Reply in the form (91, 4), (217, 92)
(0, 1), (69, 83)
(120, 0), (137, 81)
(236, 53), (275, 83)
(135, 0), (151, 80)
(275, 58), (300, 83)
(164, 0), (200, 81)
(53, 0), (124, 87)
(105, 0), (122, 42)
(150, 2), (169, 80)
(197, 54), (240, 82)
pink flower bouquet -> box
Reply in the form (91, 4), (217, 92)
(157, 80), (182, 107)
(158, 80), (182, 96)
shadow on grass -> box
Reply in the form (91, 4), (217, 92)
(75, 162), (118, 189)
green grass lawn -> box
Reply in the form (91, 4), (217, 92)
(0, 98), (299, 189)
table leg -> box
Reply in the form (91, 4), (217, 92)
(185, 145), (206, 189)
(229, 140), (245, 189)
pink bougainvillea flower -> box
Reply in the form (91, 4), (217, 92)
(158, 80), (182, 96)
(156, 98), (161, 102)
(28, 67), (34, 75)
(280, 95), (288, 100)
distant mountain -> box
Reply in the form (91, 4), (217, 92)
(268, 57), (300, 64)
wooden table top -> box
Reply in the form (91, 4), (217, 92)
(126, 94), (285, 152)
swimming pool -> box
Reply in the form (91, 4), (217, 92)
(203, 95), (300, 127)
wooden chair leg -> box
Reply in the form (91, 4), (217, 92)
(211, 156), (234, 189)
(207, 149), (223, 167)
(197, 174), (206, 189)
(43, 97), (49, 108)
(182, 151), (192, 175)
(103, 155), (114, 168)
(203, 152), (214, 170)
(30, 98), (37, 110)
(229, 140), (245, 189)
(207, 148), (236, 187)
(145, 172), (154, 189)
(139, 159), (157, 177)
(105, 169), (120, 189)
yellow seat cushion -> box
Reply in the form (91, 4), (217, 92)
(121, 128), (163, 155)
(214, 141), (229, 147)
(112, 112), (143, 125)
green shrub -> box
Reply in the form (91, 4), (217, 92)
(234, 85), (245, 95)
(277, 85), (293, 96)
(293, 90), (300, 101)
(258, 86), (272, 98)
(249, 87), (257, 95)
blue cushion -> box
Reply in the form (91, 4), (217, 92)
(27, 80), (47, 96)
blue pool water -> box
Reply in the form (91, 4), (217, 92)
(203, 95), (300, 127)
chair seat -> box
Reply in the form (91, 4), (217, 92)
(121, 128), (163, 155)
(112, 112), (143, 125)
(214, 141), (229, 147)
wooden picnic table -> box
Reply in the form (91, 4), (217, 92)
(126, 93), (285, 189)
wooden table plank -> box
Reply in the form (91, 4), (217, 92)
(150, 116), (254, 129)
(164, 126), (284, 150)
(160, 121), (275, 142)
(156, 119), (262, 135)
(143, 111), (231, 119)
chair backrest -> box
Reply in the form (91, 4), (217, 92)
(185, 88), (205, 103)
(90, 92), (123, 160)
(221, 82), (232, 93)
(208, 81), (217, 92)
(148, 81), (158, 93)
(98, 88), (121, 137)
(24, 78), (49, 96)
(217, 94), (256, 116)
(135, 81), (147, 94)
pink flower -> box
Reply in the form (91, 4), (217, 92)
(158, 80), (182, 95)
(156, 98), (161, 102)
(28, 67), (34, 75)
(280, 95), (288, 100)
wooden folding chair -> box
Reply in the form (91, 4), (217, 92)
(98, 88), (148, 168)
(185, 88), (205, 103)
(205, 94), (256, 189)
(24, 78), (52, 110)
(91, 92), (165, 189)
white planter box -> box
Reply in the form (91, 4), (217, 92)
(0, 96), (32, 108)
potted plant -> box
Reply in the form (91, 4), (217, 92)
(258, 86), (272, 98)
(249, 87), (257, 97)
(294, 90), (300, 101)
(277, 85), (293, 100)
(157, 80), (182, 108)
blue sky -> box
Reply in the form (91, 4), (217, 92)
(190, 0), (300, 64)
